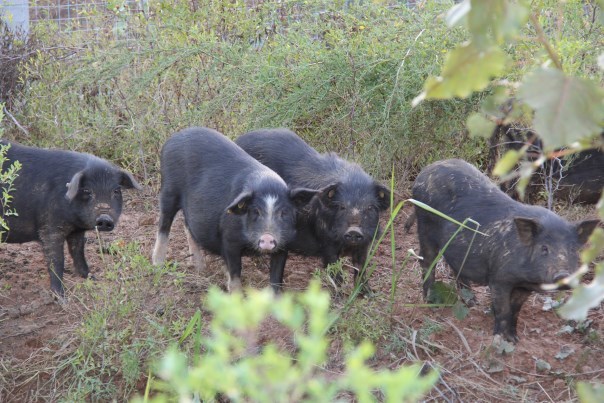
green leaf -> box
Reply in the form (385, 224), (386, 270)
(452, 300), (470, 320)
(428, 281), (458, 305)
(580, 228), (604, 263)
(518, 68), (604, 151)
(515, 160), (538, 201)
(446, 0), (470, 28)
(178, 309), (201, 344)
(407, 199), (486, 235)
(558, 262), (604, 321)
(577, 382), (604, 403)
(492, 149), (521, 177)
(415, 43), (507, 104)
(467, 112), (496, 138)
(480, 86), (510, 118)
(467, 0), (529, 47)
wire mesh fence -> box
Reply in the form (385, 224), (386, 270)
(0, 0), (147, 33)
(30, 0), (145, 31)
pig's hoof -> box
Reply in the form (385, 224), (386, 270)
(494, 331), (519, 345)
(87, 274), (97, 281)
(52, 292), (69, 305)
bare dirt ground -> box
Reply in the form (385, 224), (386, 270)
(1, 190), (602, 402)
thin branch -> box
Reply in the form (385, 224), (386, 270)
(529, 13), (563, 70)
(2, 106), (29, 137)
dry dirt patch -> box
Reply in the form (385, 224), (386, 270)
(0, 195), (602, 401)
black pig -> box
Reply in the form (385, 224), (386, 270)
(236, 128), (390, 294)
(489, 125), (604, 204)
(0, 140), (141, 297)
(151, 127), (317, 292)
(412, 159), (599, 342)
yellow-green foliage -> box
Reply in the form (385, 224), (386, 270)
(0, 107), (21, 239)
(142, 282), (438, 402)
(9, 0), (485, 182)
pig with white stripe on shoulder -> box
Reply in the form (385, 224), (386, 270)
(236, 128), (390, 295)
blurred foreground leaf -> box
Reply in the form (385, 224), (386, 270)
(467, 112), (496, 139)
(413, 43), (507, 105)
(558, 262), (604, 321)
(492, 149), (521, 177)
(144, 282), (438, 402)
(577, 381), (604, 403)
(466, 0), (529, 47)
(518, 68), (604, 151)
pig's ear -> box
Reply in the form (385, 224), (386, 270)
(120, 170), (142, 190)
(289, 187), (319, 208)
(514, 217), (542, 246)
(318, 183), (339, 206)
(375, 183), (391, 211)
(226, 191), (254, 215)
(65, 171), (85, 201)
(575, 220), (600, 244)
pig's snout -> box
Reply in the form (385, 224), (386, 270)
(95, 214), (115, 231)
(553, 271), (571, 289)
(344, 227), (364, 244)
(258, 234), (277, 252)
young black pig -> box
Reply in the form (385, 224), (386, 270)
(152, 127), (317, 292)
(412, 159), (599, 342)
(0, 140), (141, 297)
(236, 128), (390, 295)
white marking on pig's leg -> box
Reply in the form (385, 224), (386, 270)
(222, 263), (242, 293)
(184, 225), (205, 270)
(228, 276), (242, 293)
(152, 231), (168, 265)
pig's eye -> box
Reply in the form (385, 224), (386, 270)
(81, 188), (92, 201)
(113, 187), (122, 197)
(541, 245), (549, 255)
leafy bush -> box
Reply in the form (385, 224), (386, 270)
(45, 241), (188, 401)
(140, 282), (438, 402)
(0, 106), (21, 240)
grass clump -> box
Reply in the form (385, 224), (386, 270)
(39, 241), (190, 401)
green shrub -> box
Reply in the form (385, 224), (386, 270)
(7, 0), (485, 182)
(140, 281), (438, 402)
(49, 241), (189, 401)
(0, 106), (21, 240)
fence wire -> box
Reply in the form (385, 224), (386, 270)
(30, 0), (145, 31)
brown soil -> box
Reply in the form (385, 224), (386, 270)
(1, 191), (602, 402)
